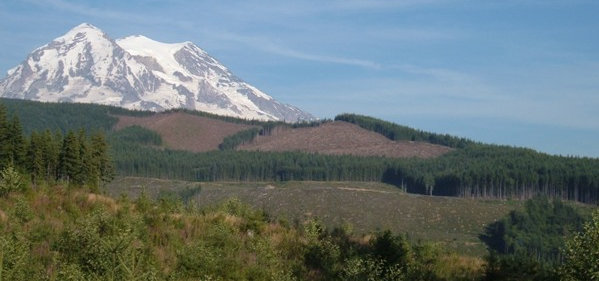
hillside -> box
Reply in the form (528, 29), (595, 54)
(239, 121), (452, 158)
(1, 182), (505, 281)
(3, 98), (599, 204)
(115, 112), (257, 152)
(106, 177), (522, 256)
(114, 112), (451, 158)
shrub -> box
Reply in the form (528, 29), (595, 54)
(0, 165), (24, 196)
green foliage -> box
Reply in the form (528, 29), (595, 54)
(0, 104), (9, 169)
(88, 132), (114, 187)
(560, 210), (599, 281)
(480, 197), (591, 281)
(219, 127), (260, 150)
(12, 198), (33, 223)
(111, 140), (599, 204)
(110, 125), (163, 146)
(0, 97), (150, 134)
(54, 209), (157, 280)
(58, 131), (82, 184)
(4, 99), (599, 204)
(481, 196), (586, 265)
(482, 253), (558, 281)
(335, 113), (474, 148)
(301, 227), (446, 281)
(0, 186), (485, 281)
(0, 165), (24, 197)
(0, 233), (38, 281)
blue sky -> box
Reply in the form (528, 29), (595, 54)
(1, 0), (598, 157)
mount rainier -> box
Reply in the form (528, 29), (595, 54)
(0, 23), (314, 122)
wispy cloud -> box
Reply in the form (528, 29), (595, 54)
(215, 31), (382, 69)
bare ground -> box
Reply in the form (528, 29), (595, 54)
(239, 121), (452, 158)
(114, 112), (255, 152)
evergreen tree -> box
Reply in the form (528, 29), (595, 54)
(0, 104), (10, 169)
(41, 130), (60, 181)
(89, 131), (114, 187)
(77, 129), (92, 185)
(26, 131), (44, 184)
(560, 210), (599, 281)
(58, 130), (81, 184)
(8, 116), (26, 169)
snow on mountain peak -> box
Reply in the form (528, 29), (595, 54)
(0, 23), (315, 122)
(55, 23), (107, 44)
(73, 22), (100, 32)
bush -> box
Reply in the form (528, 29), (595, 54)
(560, 210), (599, 281)
(0, 165), (24, 197)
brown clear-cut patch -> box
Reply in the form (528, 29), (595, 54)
(114, 112), (256, 152)
(239, 121), (451, 159)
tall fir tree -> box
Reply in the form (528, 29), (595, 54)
(0, 104), (10, 169)
(42, 130), (60, 182)
(58, 130), (81, 185)
(8, 116), (26, 169)
(27, 131), (45, 184)
(77, 129), (91, 185)
(89, 131), (114, 187)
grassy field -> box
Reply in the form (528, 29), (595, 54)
(105, 177), (522, 256)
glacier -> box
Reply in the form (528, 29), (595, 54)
(0, 23), (314, 122)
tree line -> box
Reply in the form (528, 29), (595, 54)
(335, 113), (474, 148)
(3, 98), (599, 204)
(111, 131), (599, 204)
(0, 103), (113, 187)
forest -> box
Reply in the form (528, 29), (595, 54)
(0, 103), (113, 189)
(3, 98), (599, 204)
(480, 196), (592, 281)
(1, 99), (598, 280)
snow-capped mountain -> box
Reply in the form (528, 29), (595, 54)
(0, 23), (314, 122)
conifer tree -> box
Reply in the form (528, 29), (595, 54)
(8, 116), (26, 169)
(27, 131), (44, 184)
(77, 129), (92, 185)
(58, 130), (81, 184)
(89, 131), (114, 187)
(41, 130), (60, 181)
(0, 104), (10, 169)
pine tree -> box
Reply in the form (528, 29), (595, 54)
(0, 104), (10, 169)
(44, 130), (63, 181)
(89, 131), (114, 187)
(77, 129), (91, 185)
(27, 131), (44, 184)
(58, 130), (81, 185)
(8, 116), (26, 169)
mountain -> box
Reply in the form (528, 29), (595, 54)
(0, 23), (314, 122)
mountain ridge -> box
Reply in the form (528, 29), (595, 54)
(0, 23), (314, 122)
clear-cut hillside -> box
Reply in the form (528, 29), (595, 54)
(0, 23), (314, 122)
(238, 121), (453, 158)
